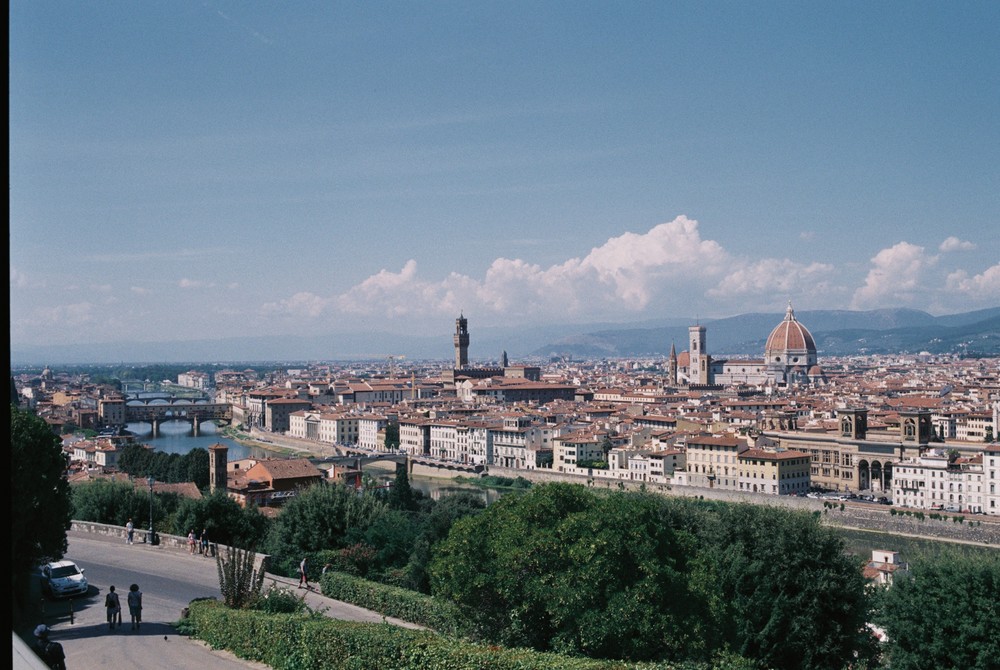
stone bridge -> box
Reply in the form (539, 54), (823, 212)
(125, 400), (232, 436)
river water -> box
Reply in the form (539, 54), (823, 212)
(125, 421), (256, 460)
(125, 422), (505, 502)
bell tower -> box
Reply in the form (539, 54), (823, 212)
(454, 314), (470, 369)
(839, 408), (869, 440)
(688, 325), (709, 385)
(209, 443), (229, 494)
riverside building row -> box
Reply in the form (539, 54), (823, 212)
(15, 311), (1000, 514)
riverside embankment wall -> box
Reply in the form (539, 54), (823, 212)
(486, 466), (1000, 547)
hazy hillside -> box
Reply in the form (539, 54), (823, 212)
(10, 308), (999, 365)
(530, 308), (1000, 360)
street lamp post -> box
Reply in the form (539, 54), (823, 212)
(147, 476), (155, 544)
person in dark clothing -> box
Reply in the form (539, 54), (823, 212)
(105, 585), (121, 630)
(200, 528), (209, 556)
(127, 583), (143, 630)
(33, 625), (66, 670)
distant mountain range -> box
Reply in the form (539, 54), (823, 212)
(9, 308), (1000, 366)
(529, 307), (1000, 360)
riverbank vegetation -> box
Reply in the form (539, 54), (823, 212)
(454, 474), (534, 490)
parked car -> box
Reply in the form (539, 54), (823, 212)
(41, 560), (88, 599)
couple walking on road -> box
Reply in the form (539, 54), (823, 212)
(104, 583), (143, 631)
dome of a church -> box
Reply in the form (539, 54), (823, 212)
(764, 303), (817, 364)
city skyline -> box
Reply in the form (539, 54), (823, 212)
(10, 2), (999, 350)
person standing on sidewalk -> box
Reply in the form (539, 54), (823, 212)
(127, 583), (143, 630)
(125, 518), (134, 545)
(187, 529), (197, 554)
(200, 528), (209, 556)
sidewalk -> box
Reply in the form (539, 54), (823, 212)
(14, 529), (424, 669)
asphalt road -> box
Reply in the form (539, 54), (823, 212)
(16, 530), (422, 669)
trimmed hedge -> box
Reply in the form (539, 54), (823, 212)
(184, 599), (743, 670)
(319, 570), (468, 637)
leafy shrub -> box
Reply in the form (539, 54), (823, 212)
(332, 542), (377, 577)
(253, 582), (307, 614)
(320, 570), (468, 637)
(183, 598), (736, 670)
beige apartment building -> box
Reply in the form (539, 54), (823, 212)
(737, 448), (811, 495)
(683, 434), (747, 490)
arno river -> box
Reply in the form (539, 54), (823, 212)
(125, 421), (502, 502)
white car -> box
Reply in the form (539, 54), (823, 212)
(41, 560), (89, 599)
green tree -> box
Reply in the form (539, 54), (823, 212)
(172, 490), (271, 550)
(71, 479), (145, 526)
(600, 434), (614, 457)
(265, 482), (386, 574)
(691, 503), (878, 670)
(387, 465), (417, 511)
(405, 491), (485, 593)
(384, 423), (400, 450)
(876, 550), (1000, 670)
(985, 426), (994, 443)
(430, 484), (706, 662)
(11, 405), (74, 619)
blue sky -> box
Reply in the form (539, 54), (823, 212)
(10, 1), (1000, 348)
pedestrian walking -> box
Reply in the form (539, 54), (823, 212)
(32, 625), (66, 670)
(125, 518), (134, 545)
(200, 528), (209, 556)
(105, 585), (121, 631)
(298, 557), (309, 589)
(187, 529), (196, 554)
(127, 583), (143, 630)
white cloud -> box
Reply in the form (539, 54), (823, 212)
(323, 216), (807, 323)
(179, 278), (205, 289)
(708, 259), (836, 299)
(939, 236), (976, 252)
(946, 263), (1000, 298)
(261, 291), (330, 318)
(851, 242), (938, 309)
(131, 286), (151, 295)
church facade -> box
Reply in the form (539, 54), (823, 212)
(671, 303), (826, 388)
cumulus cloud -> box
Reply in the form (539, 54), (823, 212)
(939, 236), (976, 252)
(851, 242), (938, 309)
(708, 259), (836, 301)
(946, 263), (1000, 297)
(130, 286), (151, 295)
(324, 216), (736, 322)
(259, 218), (996, 330)
(179, 278), (205, 289)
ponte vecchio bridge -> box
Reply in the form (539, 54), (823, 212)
(125, 399), (232, 437)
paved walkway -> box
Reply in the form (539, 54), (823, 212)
(14, 530), (423, 670)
